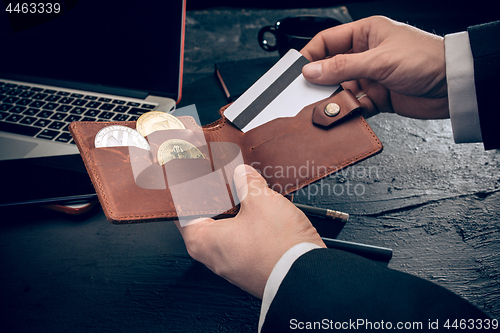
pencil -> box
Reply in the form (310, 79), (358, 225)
(294, 203), (349, 223)
(321, 237), (393, 262)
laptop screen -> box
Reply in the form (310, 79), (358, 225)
(0, 0), (185, 101)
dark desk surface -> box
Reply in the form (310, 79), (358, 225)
(1, 2), (499, 332)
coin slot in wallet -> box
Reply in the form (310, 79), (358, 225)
(162, 155), (213, 186)
(162, 158), (234, 223)
(144, 128), (206, 159)
(134, 129), (209, 189)
(161, 142), (244, 226)
(158, 141), (243, 195)
(240, 103), (313, 151)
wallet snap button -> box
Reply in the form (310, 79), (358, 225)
(324, 103), (340, 117)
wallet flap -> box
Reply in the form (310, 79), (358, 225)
(312, 88), (363, 127)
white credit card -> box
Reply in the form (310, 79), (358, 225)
(224, 49), (339, 133)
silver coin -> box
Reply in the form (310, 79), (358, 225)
(95, 125), (150, 150)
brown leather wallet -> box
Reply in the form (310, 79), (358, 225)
(69, 87), (382, 224)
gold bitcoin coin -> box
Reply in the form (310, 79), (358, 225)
(136, 111), (185, 137)
(157, 139), (205, 165)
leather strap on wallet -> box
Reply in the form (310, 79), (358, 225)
(69, 88), (382, 223)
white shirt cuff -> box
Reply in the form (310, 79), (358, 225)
(445, 31), (483, 143)
(258, 242), (322, 332)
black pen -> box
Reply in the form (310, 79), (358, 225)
(321, 237), (393, 262)
(294, 203), (349, 223)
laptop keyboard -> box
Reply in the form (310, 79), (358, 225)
(0, 81), (157, 144)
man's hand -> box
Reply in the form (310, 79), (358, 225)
(175, 164), (325, 299)
(301, 16), (448, 119)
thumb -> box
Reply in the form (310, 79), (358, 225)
(302, 52), (373, 86)
(233, 164), (269, 206)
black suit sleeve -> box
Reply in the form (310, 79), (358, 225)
(262, 249), (489, 332)
(468, 21), (500, 150)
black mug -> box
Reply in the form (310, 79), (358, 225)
(258, 15), (342, 57)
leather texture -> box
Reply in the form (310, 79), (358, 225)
(70, 88), (382, 223)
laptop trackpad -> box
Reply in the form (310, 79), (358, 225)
(0, 137), (38, 159)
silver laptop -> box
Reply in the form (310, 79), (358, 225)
(0, 0), (185, 161)
(0, 0), (186, 206)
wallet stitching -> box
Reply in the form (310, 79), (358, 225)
(202, 117), (229, 132)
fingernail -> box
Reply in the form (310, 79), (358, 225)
(303, 62), (322, 79)
(234, 164), (254, 178)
